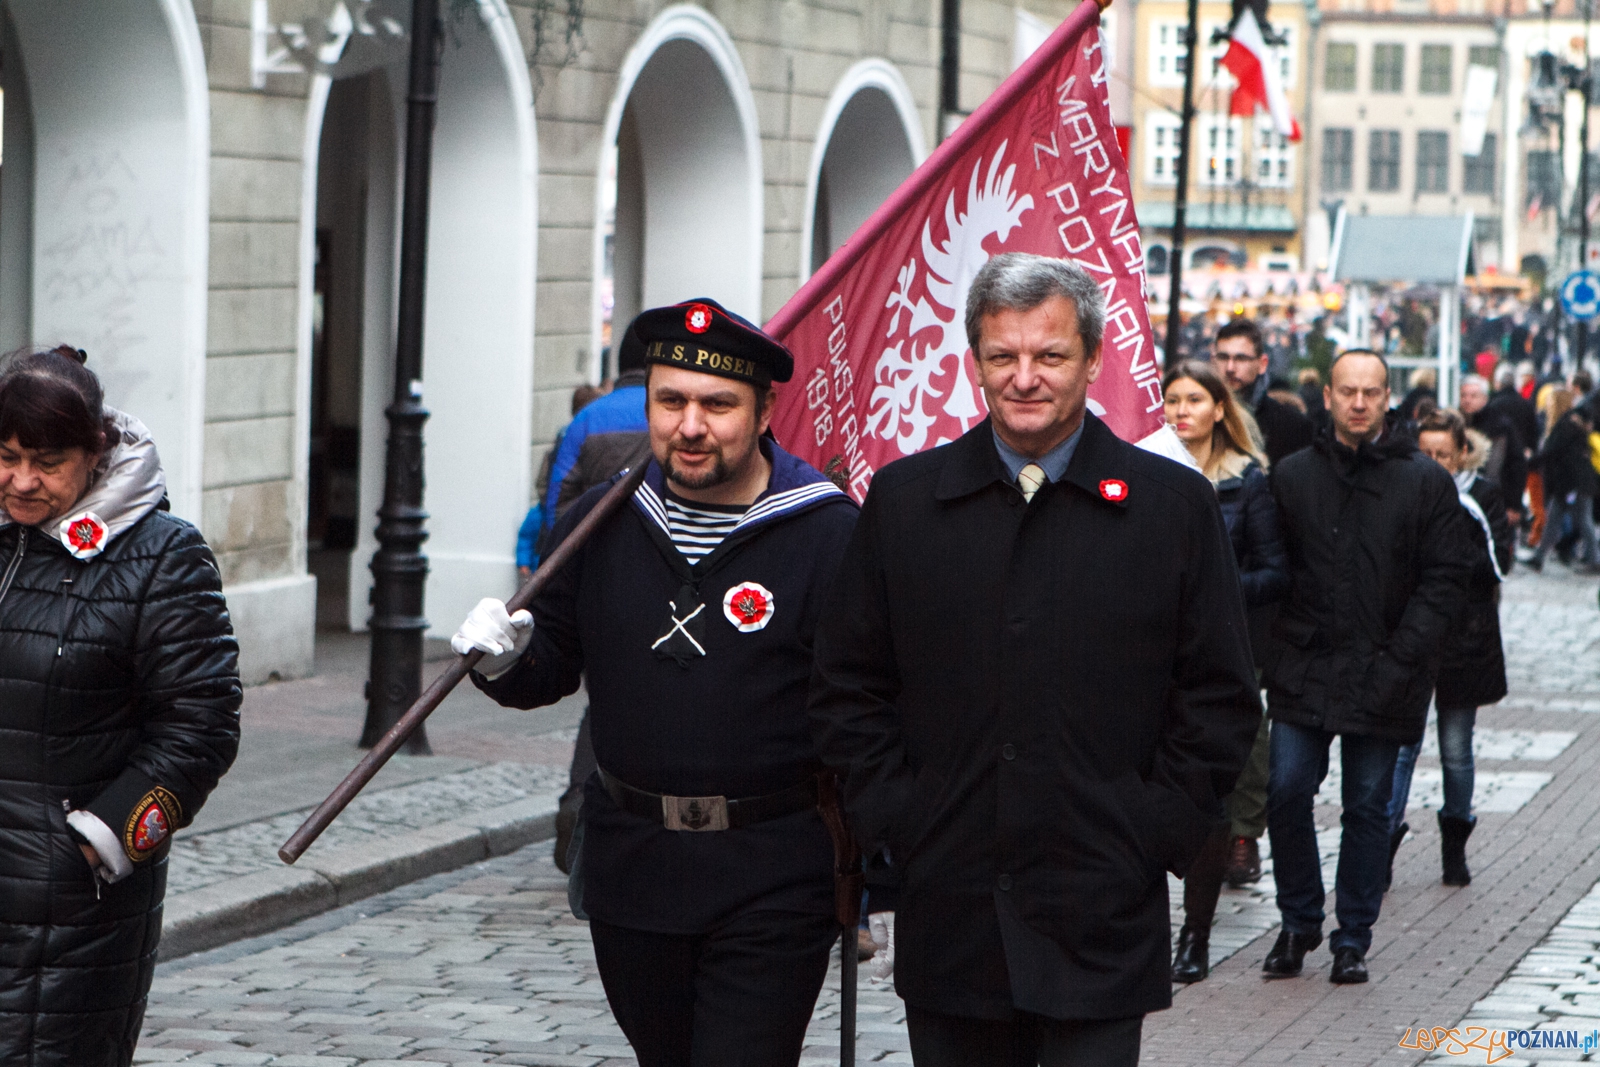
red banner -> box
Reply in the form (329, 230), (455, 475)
(767, 0), (1163, 501)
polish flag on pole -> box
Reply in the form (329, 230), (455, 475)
(1221, 8), (1301, 140)
(765, 0), (1183, 502)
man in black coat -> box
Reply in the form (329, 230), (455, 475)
(452, 299), (857, 1067)
(1461, 373), (1527, 524)
(1214, 317), (1314, 466)
(1263, 349), (1472, 985)
(809, 253), (1261, 1065)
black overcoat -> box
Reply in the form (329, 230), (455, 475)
(808, 415), (1260, 1022)
(1266, 421), (1473, 743)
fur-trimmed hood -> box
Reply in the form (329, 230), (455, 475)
(0, 408), (167, 559)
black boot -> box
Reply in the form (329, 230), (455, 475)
(1262, 929), (1322, 977)
(1386, 822), (1408, 890)
(1173, 925), (1209, 983)
(1439, 813), (1476, 886)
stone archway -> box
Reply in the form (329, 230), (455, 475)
(295, 0), (537, 634)
(594, 5), (763, 377)
(802, 59), (925, 280)
(0, 0), (209, 518)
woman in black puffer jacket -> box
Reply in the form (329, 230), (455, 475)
(0, 346), (241, 1067)
(1162, 360), (1289, 983)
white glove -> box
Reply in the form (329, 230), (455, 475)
(452, 598), (533, 679)
(867, 911), (895, 983)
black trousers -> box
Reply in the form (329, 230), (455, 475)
(589, 909), (837, 1067)
(906, 1004), (1144, 1067)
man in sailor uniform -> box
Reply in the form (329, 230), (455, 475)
(451, 298), (857, 1067)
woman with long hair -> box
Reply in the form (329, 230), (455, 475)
(1162, 360), (1289, 982)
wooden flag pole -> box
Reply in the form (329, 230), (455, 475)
(279, 463), (650, 865)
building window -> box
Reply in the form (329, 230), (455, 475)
(1419, 45), (1452, 94)
(1151, 22), (1188, 87)
(1463, 132), (1497, 195)
(1325, 42), (1357, 91)
(1274, 25), (1297, 89)
(1256, 126), (1294, 188)
(1369, 129), (1401, 191)
(1526, 150), (1560, 211)
(1145, 111), (1183, 185)
(1417, 130), (1449, 193)
(1323, 127), (1354, 192)
(1200, 116), (1244, 186)
(1468, 45), (1500, 74)
(1372, 43), (1404, 93)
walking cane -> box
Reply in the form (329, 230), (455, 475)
(817, 774), (864, 1067)
(279, 462), (650, 864)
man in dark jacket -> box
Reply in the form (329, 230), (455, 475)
(1263, 349), (1472, 985)
(451, 299), (857, 1066)
(810, 254), (1260, 1064)
(1461, 373), (1527, 523)
(1214, 318), (1314, 466)
(1487, 363), (1539, 516)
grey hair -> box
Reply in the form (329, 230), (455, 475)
(1492, 363), (1515, 389)
(965, 253), (1106, 356)
(1460, 373), (1490, 395)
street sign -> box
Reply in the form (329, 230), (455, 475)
(1561, 270), (1600, 320)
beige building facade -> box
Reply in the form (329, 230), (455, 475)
(1301, 13), (1504, 269)
(0, 0), (1078, 683)
(1130, 0), (1313, 275)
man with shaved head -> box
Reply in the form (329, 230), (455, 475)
(1260, 349), (1471, 985)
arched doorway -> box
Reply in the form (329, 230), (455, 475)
(594, 6), (762, 378)
(298, 0), (537, 634)
(802, 60), (925, 279)
(0, 0), (209, 518)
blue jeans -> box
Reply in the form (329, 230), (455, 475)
(1534, 492), (1599, 565)
(1266, 721), (1400, 953)
(1388, 708), (1477, 830)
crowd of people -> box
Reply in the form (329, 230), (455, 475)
(4, 250), (1590, 1066)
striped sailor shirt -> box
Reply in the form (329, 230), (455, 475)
(661, 492), (749, 564)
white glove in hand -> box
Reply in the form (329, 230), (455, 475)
(867, 911), (895, 983)
(451, 598), (533, 679)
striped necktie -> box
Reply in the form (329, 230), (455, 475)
(1017, 462), (1046, 503)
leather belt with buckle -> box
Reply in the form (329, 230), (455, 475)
(598, 768), (818, 831)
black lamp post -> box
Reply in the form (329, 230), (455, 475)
(1164, 0), (1201, 363)
(362, 0), (442, 753)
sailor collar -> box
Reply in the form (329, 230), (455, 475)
(628, 438), (850, 667)
(630, 438), (849, 570)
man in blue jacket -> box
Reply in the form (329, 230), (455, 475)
(451, 299), (857, 1066)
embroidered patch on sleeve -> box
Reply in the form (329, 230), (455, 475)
(123, 786), (182, 863)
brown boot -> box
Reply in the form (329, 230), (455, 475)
(1224, 835), (1261, 887)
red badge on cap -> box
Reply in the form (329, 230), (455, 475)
(723, 581), (775, 632)
(1099, 479), (1128, 502)
(685, 303), (713, 334)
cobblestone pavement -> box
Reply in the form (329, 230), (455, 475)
(139, 567), (1600, 1065)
